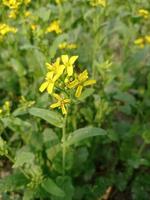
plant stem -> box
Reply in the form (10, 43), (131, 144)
(62, 114), (67, 176)
(138, 142), (146, 155)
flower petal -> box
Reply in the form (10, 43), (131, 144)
(45, 62), (53, 70)
(67, 65), (73, 76)
(39, 81), (49, 92)
(68, 79), (78, 88)
(75, 85), (83, 97)
(63, 99), (70, 104)
(50, 102), (61, 108)
(47, 83), (54, 94)
(61, 104), (67, 115)
(53, 93), (62, 101)
(69, 56), (78, 65)
(83, 79), (96, 86)
(78, 70), (88, 82)
(61, 55), (69, 65)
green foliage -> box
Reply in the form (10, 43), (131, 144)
(0, 0), (150, 199)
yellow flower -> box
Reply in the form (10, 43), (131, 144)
(145, 35), (150, 44)
(2, 0), (21, 9)
(138, 9), (149, 19)
(134, 37), (144, 48)
(50, 93), (70, 115)
(59, 42), (77, 50)
(45, 57), (65, 80)
(0, 23), (17, 40)
(0, 109), (2, 114)
(59, 42), (67, 49)
(134, 35), (150, 48)
(46, 20), (62, 34)
(24, 0), (31, 5)
(68, 70), (96, 97)
(39, 72), (58, 94)
(24, 11), (31, 17)
(90, 0), (106, 7)
(55, 0), (64, 4)
(61, 55), (78, 76)
(67, 43), (77, 49)
(8, 9), (17, 18)
(3, 101), (11, 112)
(31, 24), (37, 31)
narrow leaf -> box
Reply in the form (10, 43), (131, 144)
(67, 127), (106, 146)
(29, 107), (63, 128)
(42, 178), (65, 197)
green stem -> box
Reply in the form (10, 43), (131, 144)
(138, 142), (146, 155)
(62, 114), (67, 176)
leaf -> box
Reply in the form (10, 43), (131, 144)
(42, 178), (65, 197)
(1, 117), (31, 133)
(46, 144), (61, 161)
(51, 176), (74, 200)
(13, 151), (34, 168)
(67, 127), (106, 146)
(10, 58), (26, 77)
(78, 88), (95, 101)
(49, 34), (67, 59)
(0, 172), (28, 193)
(29, 107), (63, 128)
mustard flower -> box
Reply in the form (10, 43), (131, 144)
(134, 35), (150, 48)
(0, 23), (17, 40)
(2, 0), (21, 9)
(61, 55), (78, 76)
(39, 72), (57, 94)
(46, 20), (62, 34)
(59, 42), (77, 50)
(55, 0), (64, 4)
(45, 57), (65, 80)
(31, 24), (37, 31)
(24, 0), (31, 5)
(68, 70), (96, 97)
(90, 0), (106, 7)
(8, 9), (18, 18)
(39, 58), (65, 94)
(138, 9), (149, 19)
(145, 35), (150, 43)
(50, 93), (70, 115)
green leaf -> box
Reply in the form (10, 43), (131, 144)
(29, 107), (63, 128)
(67, 127), (106, 146)
(42, 178), (65, 197)
(1, 117), (31, 133)
(46, 144), (61, 161)
(0, 172), (28, 193)
(78, 88), (95, 101)
(10, 58), (26, 77)
(13, 151), (34, 168)
(51, 176), (74, 200)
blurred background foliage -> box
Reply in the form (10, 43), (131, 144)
(0, 0), (150, 199)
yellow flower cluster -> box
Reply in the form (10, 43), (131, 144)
(39, 55), (96, 114)
(134, 35), (150, 48)
(2, 0), (31, 19)
(0, 23), (17, 40)
(138, 9), (150, 19)
(2, 0), (21, 9)
(59, 42), (77, 50)
(46, 20), (62, 34)
(90, 0), (106, 7)
(3, 0), (31, 8)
